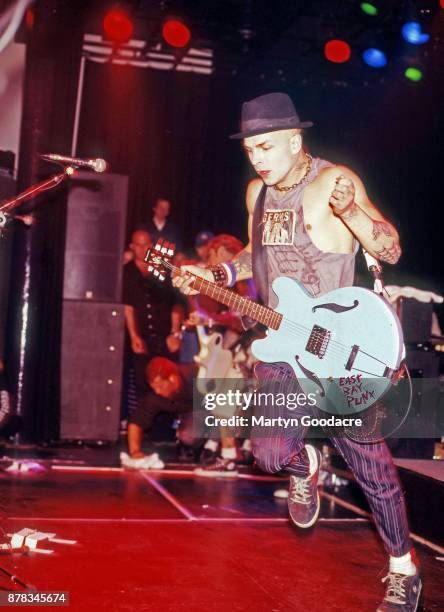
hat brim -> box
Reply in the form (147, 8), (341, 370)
(229, 121), (314, 140)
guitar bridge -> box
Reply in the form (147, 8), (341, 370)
(306, 325), (331, 359)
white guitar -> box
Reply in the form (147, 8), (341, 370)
(193, 324), (244, 418)
(146, 241), (404, 416)
(194, 325), (242, 381)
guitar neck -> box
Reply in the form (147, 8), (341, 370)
(171, 264), (282, 330)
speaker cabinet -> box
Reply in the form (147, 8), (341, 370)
(399, 298), (433, 344)
(63, 171), (128, 302)
(60, 300), (124, 441)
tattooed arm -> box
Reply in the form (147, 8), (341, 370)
(231, 248), (253, 280)
(230, 178), (263, 280)
(327, 166), (401, 264)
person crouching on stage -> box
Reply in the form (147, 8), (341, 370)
(120, 357), (196, 469)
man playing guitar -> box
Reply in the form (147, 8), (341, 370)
(173, 93), (420, 611)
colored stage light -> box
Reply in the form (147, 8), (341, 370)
(103, 9), (134, 44)
(162, 19), (191, 48)
(360, 3), (378, 17)
(324, 40), (351, 64)
(362, 48), (387, 68)
(405, 67), (423, 82)
(401, 22), (430, 45)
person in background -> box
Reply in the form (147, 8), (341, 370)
(175, 231), (214, 363)
(144, 197), (182, 250)
(122, 229), (185, 399)
(187, 233), (252, 478)
(194, 230), (214, 265)
(120, 357), (197, 469)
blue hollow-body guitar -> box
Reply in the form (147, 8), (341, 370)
(146, 241), (404, 416)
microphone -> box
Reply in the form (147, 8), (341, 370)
(14, 214), (34, 226)
(0, 212), (34, 228)
(40, 154), (108, 173)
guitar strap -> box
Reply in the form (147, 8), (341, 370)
(251, 184), (269, 305)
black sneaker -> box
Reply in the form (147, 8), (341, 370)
(377, 571), (422, 611)
(194, 457), (238, 478)
(287, 445), (321, 528)
(238, 448), (254, 466)
(199, 447), (218, 466)
(177, 443), (197, 463)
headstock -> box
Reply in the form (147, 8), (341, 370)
(144, 239), (176, 282)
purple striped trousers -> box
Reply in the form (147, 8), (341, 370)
(250, 363), (412, 557)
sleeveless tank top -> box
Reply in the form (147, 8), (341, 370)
(252, 157), (358, 308)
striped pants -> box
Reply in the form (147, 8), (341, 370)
(250, 363), (412, 557)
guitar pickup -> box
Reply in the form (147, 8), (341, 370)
(305, 325), (331, 359)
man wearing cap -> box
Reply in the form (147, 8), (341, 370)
(173, 92), (419, 611)
(194, 230), (214, 264)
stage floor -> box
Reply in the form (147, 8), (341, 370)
(0, 459), (442, 611)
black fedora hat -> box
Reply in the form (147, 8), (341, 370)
(230, 92), (313, 140)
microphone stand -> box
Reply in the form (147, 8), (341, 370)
(0, 166), (75, 230)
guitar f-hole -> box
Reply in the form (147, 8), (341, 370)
(294, 355), (325, 397)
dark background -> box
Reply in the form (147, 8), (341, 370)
(1, 0), (443, 440)
(74, 0), (444, 291)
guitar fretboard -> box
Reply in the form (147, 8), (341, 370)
(168, 262), (282, 330)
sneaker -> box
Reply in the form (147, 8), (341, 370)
(199, 447), (218, 466)
(177, 443), (197, 463)
(377, 571), (422, 611)
(120, 451), (165, 470)
(287, 445), (321, 528)
(194, 457), (238, 478)
(238, 448), (254, 466)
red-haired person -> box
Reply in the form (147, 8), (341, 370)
(120, 357), (196, 469)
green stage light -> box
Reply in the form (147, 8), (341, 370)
(360, 3), (378, 16)
(405, 67), (423, 82)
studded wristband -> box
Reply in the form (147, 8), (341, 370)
(210, 264), (228, 287)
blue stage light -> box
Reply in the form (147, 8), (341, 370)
(402, 22), (430, 45)
(362, 48), (387, 68)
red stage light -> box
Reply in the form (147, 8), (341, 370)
(103, 9), (134, 44)
(162, 19), (191, 48)
(324, 39), (351, 63)
(25, 8), (34, 30)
